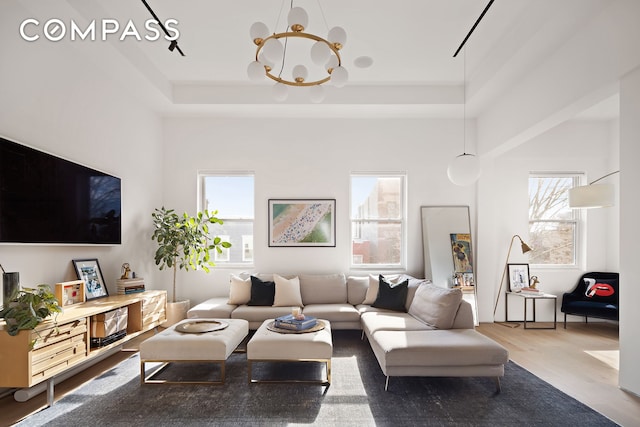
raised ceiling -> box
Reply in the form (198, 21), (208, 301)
(14, 0), (612, 118)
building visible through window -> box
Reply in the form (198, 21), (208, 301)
(351, 174), (406, 268)
(199, 173), (254, 265)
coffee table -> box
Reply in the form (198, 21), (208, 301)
(247, 318), (332, 385)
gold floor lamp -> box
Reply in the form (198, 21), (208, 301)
(493, 234), (532, 326)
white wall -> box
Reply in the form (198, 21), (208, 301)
(477, 120), (618, 323)
(619, 66), (640, 395)
(161, 117), (477, 304)
(0, 6), (163, 294)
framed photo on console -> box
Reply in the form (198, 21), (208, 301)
(72, 258), (109, 300)
(507, 263), (529, 292)
(268, 199), (336, 247)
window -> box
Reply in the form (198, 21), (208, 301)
(351, 174), (406, 268)
(199, 173), (254, 266)
(528, 173), (580, 266)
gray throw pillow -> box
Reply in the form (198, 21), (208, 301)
(408, 283), (462, 329)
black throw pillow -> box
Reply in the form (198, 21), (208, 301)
(372, 274), (409, 312)
(248, 276), (275, 306)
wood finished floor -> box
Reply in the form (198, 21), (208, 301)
(1, 323), (639, 427)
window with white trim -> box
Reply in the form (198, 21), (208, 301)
(199, 173), (254, 266)
(350, 173), (406, 268)
(528, 173), (580, 266)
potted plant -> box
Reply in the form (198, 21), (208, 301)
(151, 207), (231, 326)
(0, 284), (62, 348)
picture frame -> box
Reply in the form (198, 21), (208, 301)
(55, 280), (86, 306)
(450, 233), (473, 273)
(72, 258), (109, 300)
(507, 263), (530, 292)
(268, 199), (336, 247)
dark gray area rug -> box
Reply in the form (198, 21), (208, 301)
(18, 331), (618, 426)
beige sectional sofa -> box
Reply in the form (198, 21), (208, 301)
(187, 272), (509, 391)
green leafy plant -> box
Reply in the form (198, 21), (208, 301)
(151, 207), (231, 303)
(0, 284), (62, 346)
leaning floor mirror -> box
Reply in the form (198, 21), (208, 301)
(421, 206), (478, 325)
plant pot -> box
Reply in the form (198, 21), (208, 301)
(163, 299), (190, 327)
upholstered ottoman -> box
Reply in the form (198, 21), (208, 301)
(247, 318), (332, 385)
(139, 318), (248, 384)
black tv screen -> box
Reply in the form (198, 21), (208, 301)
(0, 137), (121, 244)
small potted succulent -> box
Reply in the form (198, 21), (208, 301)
(151, 207), (231, 325)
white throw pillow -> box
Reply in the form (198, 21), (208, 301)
(408, 283), (462, 329)
(272, 274), (304, 307)
(227, 274), (251, 305)
(363, 274), (402, 305)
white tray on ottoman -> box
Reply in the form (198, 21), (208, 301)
(247, 318), (332, 385)
(139, 318), (248, 385)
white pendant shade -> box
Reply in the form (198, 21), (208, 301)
(250, 22), (269, 42)
(292, 65), (308, 81)
(447, 153), (481, 186)
(311, 41), (331, 65)
(272, 83), (288, 102)
(257, 52), (274, 70)
(331, 66), (348, 87)
(568, 184), (615, 208)
(325, 55), (339, 71)
(262, 38), (284, 63)
(328, 26), (347, 47)
(309, 85), (325, 103)
(288, 7), (309, 30)
(247, 61), (265, 82)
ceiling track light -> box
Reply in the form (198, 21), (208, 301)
(140, 0), (185, 56)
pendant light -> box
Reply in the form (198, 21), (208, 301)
(447, 0), (495, 186)
(447, 47), (481, 186)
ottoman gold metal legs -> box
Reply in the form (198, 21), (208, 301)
(141, 359), (226, 385)
(248, 358), (331, 386)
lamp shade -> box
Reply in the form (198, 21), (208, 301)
(447, 153), (481, 186)
(568, 184), (614, 208)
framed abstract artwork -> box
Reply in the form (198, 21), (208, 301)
(72, 258), (109, 300)
(268, 199), (336, 247)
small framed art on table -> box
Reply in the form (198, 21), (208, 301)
(72, 258), (109, 300)
(507, 263), (529, 292)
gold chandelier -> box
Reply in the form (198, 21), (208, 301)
(247, 5), (348, 102)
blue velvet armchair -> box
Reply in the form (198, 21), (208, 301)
(561, 272), (619, 328)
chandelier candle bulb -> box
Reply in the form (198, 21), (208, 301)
(250, 21), (269, 44)
(293, 65), (308, 82)
(331, 66), (348, 87)
(311, 41), (331, 65)
(247, 61), (265, 81)
(328, 26), (347, 49)
(272, 83), (288, 102)
(287, 7), (308, 31)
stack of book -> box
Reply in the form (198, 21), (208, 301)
(116, 278), (145, 295)
(274, 314), (317, 331)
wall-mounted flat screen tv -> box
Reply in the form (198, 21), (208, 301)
(0, 137), (121, 244)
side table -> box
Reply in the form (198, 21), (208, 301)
(505, 292), (557, 329)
